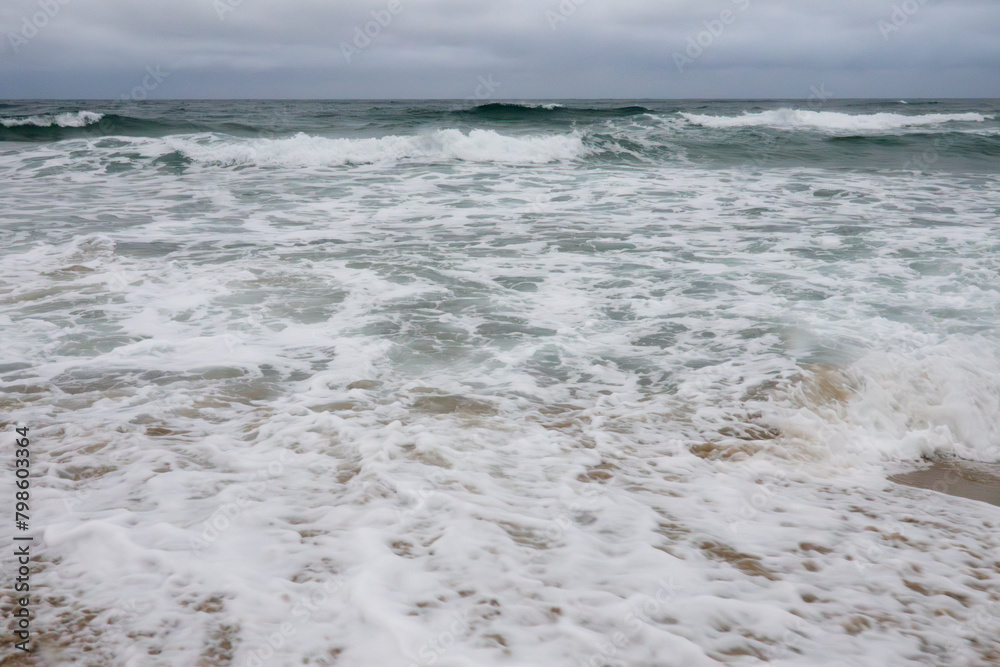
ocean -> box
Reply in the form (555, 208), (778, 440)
(2, 99), (999, 666)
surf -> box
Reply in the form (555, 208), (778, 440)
(680, 108), (993, 132)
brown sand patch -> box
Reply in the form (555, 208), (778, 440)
(577, 461), (618, 483)
(698, 540), (777, 580)
(346, 380), (381, 390)
(411, 394), (496, 416)
(690, 441), (764, 461)
(890, 461), (1000, 508)
(798, 364), (853, 404)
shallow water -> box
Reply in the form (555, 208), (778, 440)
(2, 99), (1000, 666)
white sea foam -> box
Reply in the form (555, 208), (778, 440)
(764, 339), (1000, 465)
(168, 129), (586, 167)
(680, 109), (992, 132)
(0, 110), (104, 127)
(4, 123), (1000, 665)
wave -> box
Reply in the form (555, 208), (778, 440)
(778, 339), (1000, 464)
(680, 109), (993, 132)
(0, 112), (268, 142)
(167, 129), (587, 167)
(457, 103), (652, 120)
(0, 110), (104, 128)
(0, 111), (108, 140)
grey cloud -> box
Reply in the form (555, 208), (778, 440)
(1, 0), (997, 98)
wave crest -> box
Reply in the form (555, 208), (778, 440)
(1, 111), (104, 128)
(460, 103), (651, 120)
(170, 129), (587, 167)
(680, 109), (992, 132)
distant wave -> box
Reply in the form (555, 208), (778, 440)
(0, 110), (104, 128)
(457, 103), (652, 120)
(0, 112), (263, 142)
(680, 109), (993, 132)
(7, 107), (996, 167)
(168, 129), (587, 166)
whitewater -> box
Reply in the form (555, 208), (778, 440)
(1, 99), (1000, 666)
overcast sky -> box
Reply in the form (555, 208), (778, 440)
(1, 0), (998, 99)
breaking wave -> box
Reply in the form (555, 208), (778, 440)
(0, 110), (104, 128)
(168, 129), (588, 166)
(680, 109), (992, 132)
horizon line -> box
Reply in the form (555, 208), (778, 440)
(3, 96), (999, 102)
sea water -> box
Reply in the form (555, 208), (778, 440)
(2, 99), (1000, 665)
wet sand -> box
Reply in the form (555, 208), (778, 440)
(891, 460), (1000, 507)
